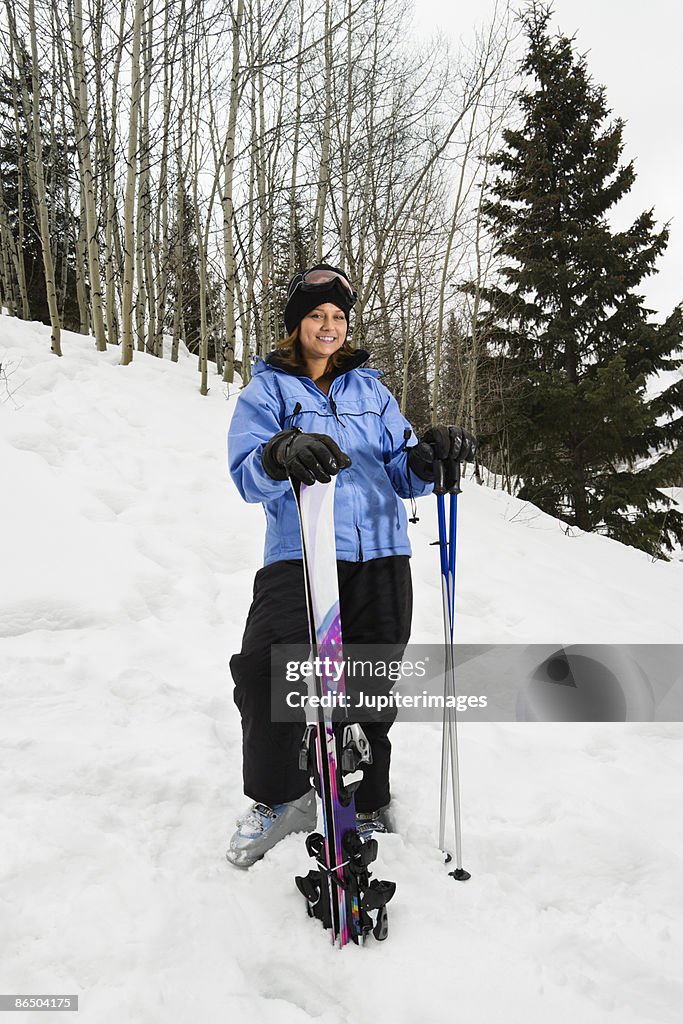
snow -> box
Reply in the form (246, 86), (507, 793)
(645, 359), (683, 403)
(1, 314), (682, 1023)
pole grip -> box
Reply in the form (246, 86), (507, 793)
(450, 460), (462, 494)
(435, 460), (446, 495)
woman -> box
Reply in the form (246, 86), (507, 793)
(226, 264), (475, 867)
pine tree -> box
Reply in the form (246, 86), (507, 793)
(0, 51), (80, 330)
(474, 3), (683, 556)
(167, 189), (217, 360)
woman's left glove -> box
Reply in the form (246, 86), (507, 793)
(262, 428), (352, 485)
(408, 425), (477, 486)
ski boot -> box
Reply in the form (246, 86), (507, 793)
(226, 788), (316, 869)
(356, 809), (389, 841)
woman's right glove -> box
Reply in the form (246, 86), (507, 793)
(408, 425), (477, 490)
(262, 428), (352, 485)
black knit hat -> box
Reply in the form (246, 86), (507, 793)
(284, 263), (357, 336)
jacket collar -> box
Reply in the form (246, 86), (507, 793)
(263, 347), (371, 378)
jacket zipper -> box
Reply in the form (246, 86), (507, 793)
(297, 381), (362, 561)
(329, 387), (360, 558)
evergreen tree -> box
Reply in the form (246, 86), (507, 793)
(474, 3), (683, 556)
(268, 197), (311, 345)
(0, 50), (80, 329)
(167, 189), (211, 358)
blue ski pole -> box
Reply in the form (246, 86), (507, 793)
(436, 460), (471, 881)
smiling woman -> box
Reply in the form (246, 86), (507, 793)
(271, 264), (358, 392)
(297, 304), (348, 389)
(225, 260), (476, 868)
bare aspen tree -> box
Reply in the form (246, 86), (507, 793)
(430, 101), (483, 425)
(243, 94), (257, 383)
(310, 0), (332, 263)
(236, 4), (265, 383)
(430, 7), (514, 426)
(59, 170), (73, 317)
(252, 0), (270, 361)
(398, 195), (434, 414)
(135, 140), (147, 351)
(76, 184), (90, 332)
(134, 0), (153, 354)
(154, 0), (182, 358)
(222, 0), (245, 382)
(170, 1), (193, 364)
(48, 35), (73, 323)
(288, 0), (305, 275)
(133, 0), (154, 353)
(102, 0), (128, 347)
(51, 0), (89, 331)
(140, 0), (156, 354)
(170, 182), (185, 363)
(0, 180), (19, 316)
(192, 142), (210, 395)
(189, 5), (218, 395)
(351, 9), (381, 336)
(233, 241), (249, 377)
(18, 0), (62, 353)
(338, 0), (354, 270)
(45, 47), (62, 277)
(121, 0), (144, 366)
(89, 0), (105, 173)
(260, 0), (293, 352)
(3, 8), (32, 319)
(70, 0), (107, 349)
(459, 120), (501, 437)
(268, 24), (288, 346)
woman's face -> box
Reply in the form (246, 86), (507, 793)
(298, 303), (347, 367)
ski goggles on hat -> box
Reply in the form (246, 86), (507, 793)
(287, 268), (357, 304)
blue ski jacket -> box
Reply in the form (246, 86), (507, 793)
(228, 349), (434, 566)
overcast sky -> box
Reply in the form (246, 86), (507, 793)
(412, 0), (682, 318)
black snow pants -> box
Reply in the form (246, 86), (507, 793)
(230, 556), (412, 813)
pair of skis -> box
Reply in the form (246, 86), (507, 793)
(293, 478), (395, 947)
(292, 464), (469, 947)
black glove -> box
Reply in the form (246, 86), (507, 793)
(408, 425), (477, 489)
(262, 429), (352, 485)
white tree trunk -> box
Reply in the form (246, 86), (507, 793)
(70, 0), (107, 350)
(121, 0), (144, 366)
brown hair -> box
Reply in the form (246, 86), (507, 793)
(274, 323), (356, 378)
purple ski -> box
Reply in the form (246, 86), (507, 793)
(293, 477), (395, 947)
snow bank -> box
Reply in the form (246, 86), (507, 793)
(1, 315), (681, 1023)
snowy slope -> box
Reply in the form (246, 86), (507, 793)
(1, 315), (682, 1024)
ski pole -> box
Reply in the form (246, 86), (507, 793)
(436, 477), (451, 855)
(436, 461), (471, 881)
